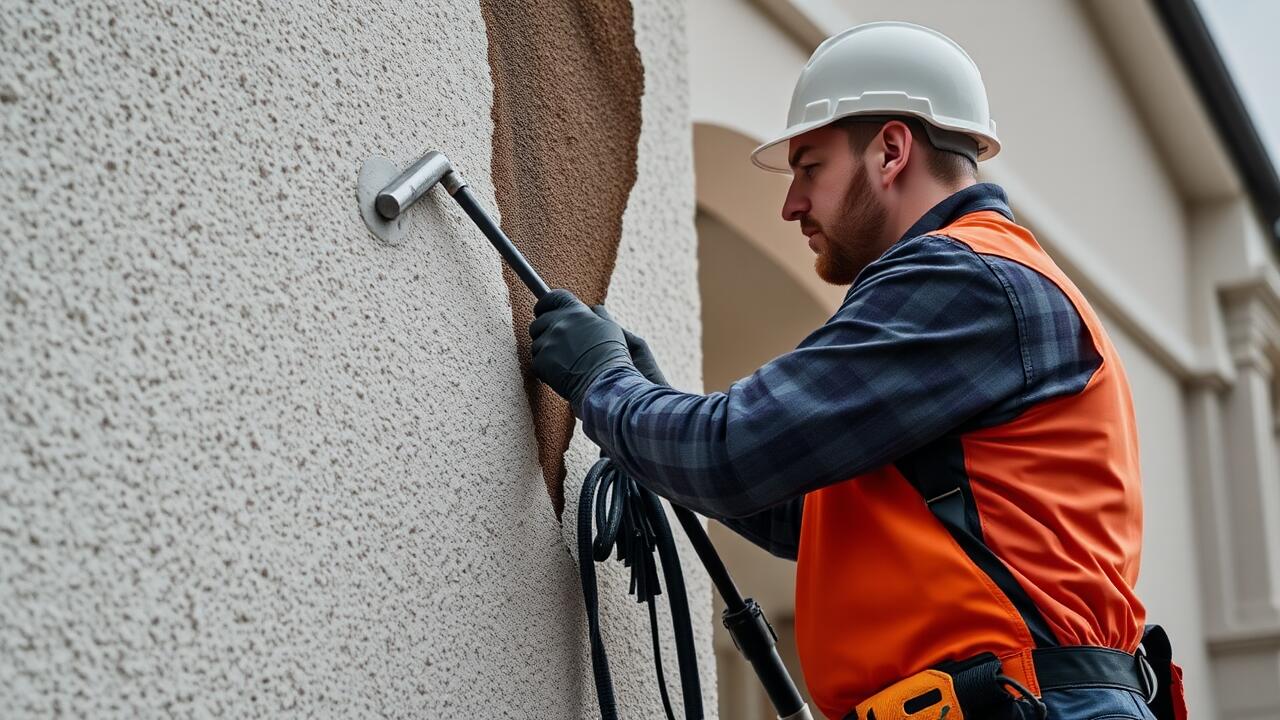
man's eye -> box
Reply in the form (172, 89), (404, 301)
(802, 164), (818, 178)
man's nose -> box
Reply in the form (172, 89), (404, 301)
(781, 183), (809, 222)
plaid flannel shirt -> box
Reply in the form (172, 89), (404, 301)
(578, 184), (1100, 560)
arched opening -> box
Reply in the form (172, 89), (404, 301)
(694, 121), (835, 718)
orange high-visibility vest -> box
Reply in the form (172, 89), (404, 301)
(794, 210), (1146, 718)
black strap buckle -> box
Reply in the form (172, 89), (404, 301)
(997, 673), (1048, 720)
(1135, 642), (1159, 704)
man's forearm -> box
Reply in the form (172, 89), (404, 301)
(578, 365), (785, 519)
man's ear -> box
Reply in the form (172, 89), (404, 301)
(876, 120), (913, 188)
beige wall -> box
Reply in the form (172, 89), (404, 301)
(698, 208), (824, 717)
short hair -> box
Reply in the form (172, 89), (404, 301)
(833, 116), (978, 185)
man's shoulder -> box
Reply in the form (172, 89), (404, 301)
(832, 233), (1016, 339)
(884, 232), (1102, 415)
(846, 233), (1002, 302)
(865, 231), (1071, 306)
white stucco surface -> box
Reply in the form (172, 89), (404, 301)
(0, 1), (713, 717)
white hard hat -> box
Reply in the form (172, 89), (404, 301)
(751, 21), (1001, 173)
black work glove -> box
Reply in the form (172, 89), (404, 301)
(591, 305), (670, 387)
(529, 289), (634, 410)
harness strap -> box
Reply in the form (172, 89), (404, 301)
(897, 439), (1060, 649)
(1138, 625), (1189, 720)
(1031, 646), (1148, 695)
(890, 437), (1161, 718)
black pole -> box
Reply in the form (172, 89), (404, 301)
(673, 506), (808, 718)
(453, 185), (551, 300)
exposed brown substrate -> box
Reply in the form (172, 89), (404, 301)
(479, 0), (645, 517)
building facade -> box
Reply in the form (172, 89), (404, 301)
(696, 2), (1280, 719)
(4, 1), (1280, 719)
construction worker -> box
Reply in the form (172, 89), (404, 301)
(529, 22), (1185, 720)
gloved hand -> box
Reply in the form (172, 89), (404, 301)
(529, 289), (634, 409)
(591, 305), (669, 387)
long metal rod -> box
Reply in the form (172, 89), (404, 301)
(674, 506), (808, 719)
(673, 506), (744, 608)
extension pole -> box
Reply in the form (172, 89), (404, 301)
(672, 506), (810, 719)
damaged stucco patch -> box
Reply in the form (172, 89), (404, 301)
(479, 0), (645, 517)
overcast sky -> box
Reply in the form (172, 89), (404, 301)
(1196, 0), (1280, 171)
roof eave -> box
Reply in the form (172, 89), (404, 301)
(1151, 0), (1280, 245)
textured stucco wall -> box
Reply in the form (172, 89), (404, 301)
(0, 1), (713, 717)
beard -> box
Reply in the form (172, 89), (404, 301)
(811, 162), (889, 286)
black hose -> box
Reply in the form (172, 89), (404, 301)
(578, 457), (703, 720)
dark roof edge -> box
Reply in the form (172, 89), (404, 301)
(1151, 0), (1280, 242)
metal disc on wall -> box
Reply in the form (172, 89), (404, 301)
(357, 155), (407, 245)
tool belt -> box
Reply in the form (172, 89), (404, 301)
(844, 625), (1187, 720)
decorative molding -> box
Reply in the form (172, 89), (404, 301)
(1188, 272), (1280, 659)
(1221, 276), (1280, 377)
(1198, 271), (1280, 636)
(1187, 388), (1236, 637)
(1207, 622), (1280, 654)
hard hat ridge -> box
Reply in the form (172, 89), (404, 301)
(751, 21), (1001, 173)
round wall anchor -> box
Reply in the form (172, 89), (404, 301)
(357, 155), (408, 245)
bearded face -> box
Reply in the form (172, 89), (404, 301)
(803, 158), (890, 286)
(784, 119), (976, 289)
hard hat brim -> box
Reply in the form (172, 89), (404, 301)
(749, 120), (831, 174)
(749, 112), (1001, 174)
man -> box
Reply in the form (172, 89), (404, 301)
(529, 22), (1180, 720)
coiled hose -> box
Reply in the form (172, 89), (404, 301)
(578, 455), (703, 720)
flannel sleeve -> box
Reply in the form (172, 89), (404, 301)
(577, 235), (1029, 522)
(713, 496), (805, 560)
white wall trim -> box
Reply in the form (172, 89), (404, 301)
(749, 0), (852, 49)
(984, 162), (1226, 385)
